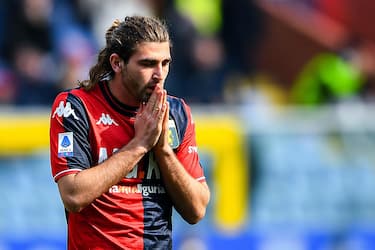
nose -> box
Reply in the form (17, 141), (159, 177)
(152, 64), (165, 81)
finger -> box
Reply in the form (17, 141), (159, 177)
(152, 87), (164, 115)
(161, 90), (168, 117)
(163, 101), (169, 128)
(155, 90), (165, 113)
(134, 103), (145, 121)
(138, 102), (145, 114)
(162, 89), (167, 107)
(146, 87), (160, 113)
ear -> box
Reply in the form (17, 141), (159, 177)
(109, 53), (123, 73)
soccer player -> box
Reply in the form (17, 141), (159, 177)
(49, 16), (210, 250)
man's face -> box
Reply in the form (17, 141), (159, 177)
(121, 42), (171, 103)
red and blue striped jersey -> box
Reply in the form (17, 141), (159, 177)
(49, 81), (206, 250)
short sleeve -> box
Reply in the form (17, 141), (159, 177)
(49, 91), (92, 182)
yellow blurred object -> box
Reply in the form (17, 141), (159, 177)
(0, 110), (250, 231)
(175, 0), (222, 36)
(0, 111), (50, 155)
(195, 114), (249, 231)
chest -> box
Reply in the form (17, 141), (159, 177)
(91, 112), (134, 151)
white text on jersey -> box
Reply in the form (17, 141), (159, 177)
(188, 146), (198, 154)
(98, 147), (161, 180)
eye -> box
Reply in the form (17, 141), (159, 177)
(140, 60), (155, 67)
(162, 59), (171, 67)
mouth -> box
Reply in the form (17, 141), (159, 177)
(146, 83), (160, 92)
(142, 85), (156, 102)
(145, 86), (155, 95)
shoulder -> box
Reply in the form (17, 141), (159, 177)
(167, 95), (193, 120)
(52, 84), (103, 109)
(167, 95), (187, 111)
(52, 87), (86, 111)
(167, 95), (193, 142)
(53, 87), (84, 101)
(51, 87), (92, 125)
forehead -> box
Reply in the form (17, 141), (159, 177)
(132, 42), (171, 60)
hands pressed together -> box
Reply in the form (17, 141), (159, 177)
(134, 85), (170, 152)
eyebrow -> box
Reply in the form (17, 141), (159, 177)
(138, 58), (172, 65)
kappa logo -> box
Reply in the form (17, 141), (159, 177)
(96, 113), (119, 126)
(52, 101), (79, 120)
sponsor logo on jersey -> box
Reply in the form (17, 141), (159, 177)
(188, 146), (198, 154)
(52, 101), (79, 120)
(168, 119), (180, 149)
(96, 113), (119, 126)
(58, 132), (74, 157)
(109, 184), (166, 196)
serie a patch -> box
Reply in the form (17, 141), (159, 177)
(58, 132), (74, 157)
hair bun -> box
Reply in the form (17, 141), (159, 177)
(112, 19), (121, 28)
(105, 19), (122, 44)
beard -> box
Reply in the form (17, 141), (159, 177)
(141, 91), (152, 103)
(120, 66), (163, 104)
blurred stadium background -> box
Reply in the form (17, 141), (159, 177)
(2, 0), (375, 249)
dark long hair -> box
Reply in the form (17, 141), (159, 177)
(80, 16), (170, 90)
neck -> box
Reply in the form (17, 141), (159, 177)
(108, 79), (140, 107)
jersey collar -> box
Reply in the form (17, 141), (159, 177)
(99, 81), (138, 117)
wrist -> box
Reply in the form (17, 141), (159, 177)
(153, 145), (173, 157)
(125, 139), (149, 155)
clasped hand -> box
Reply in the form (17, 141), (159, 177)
(134, 85), (169, 151)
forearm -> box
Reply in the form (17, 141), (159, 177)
(154, 148), (210, 224)
(58, 140), (148, 212)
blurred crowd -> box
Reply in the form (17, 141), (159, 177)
(0, 0), (375, 107)
(0, 0), (263, 106)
